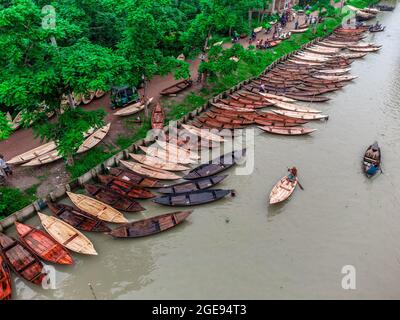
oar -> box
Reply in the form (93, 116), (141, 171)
(297, 178), (305, 191)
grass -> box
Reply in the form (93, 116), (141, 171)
(346, 0), (380, 8)
(165, 93), (207, 122)
(67, 118), (152, 179)
(0, 185), (38, 219)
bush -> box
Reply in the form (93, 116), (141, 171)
(0, 186), (37, 219)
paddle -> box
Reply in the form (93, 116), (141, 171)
(287, 167), (304, 190)
(297, 179), (305, 191)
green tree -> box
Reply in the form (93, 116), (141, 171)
(0, 0), (129, 162)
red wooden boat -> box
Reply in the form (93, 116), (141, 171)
(151, 103), (165, 130)
(15, 222), (74, 265)
(0, 255), (12, 300)
(108, 167), (168, 188)
(0, 233), (45, 286)
(84, 184), (145, 212)
(110, 211), (192, 238)
(160, 79), (193, 96)
(47, 202), (112, 232)
(97, 174), (155, 199)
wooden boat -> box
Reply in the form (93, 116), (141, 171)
(272, 109), (329, 120)
(97, 174), (155, 199)
(254, 118), (303, 127)
(265, 98), (321, 113)
(199, 113), (253, 126)
(11, 111), (23, 130)
(197, 117), (245, 130)
(114, 98), (153, 117)
(84, 184), (145, 212)
(313, 75), (358, 82)
(108, 167), (168, 188)
(129, 153), (188, 171)
(47, 202), (112, 233)
(160, 79), (193, 96)
(339, 52), (368, 59)
(82, 91), (95, 104)
(139, 145), (197, 164)
(291, 27), (308, 33)
(258, 125), (316, 136)
(269, 175), (298, 204)
(73, 92), (83, 105)
(67, 192), (128, 223)
(15, 222), (74, 265)
(184, 149), (246, 180)
(181, 124), (224, 142)
(7, 141), (57, 165)
(95, 90), (106, 98)
(120, 160), (181, 180)
(348, 47), (380, 52)
(5, 111), (12, 123)
(38, 213), (97, 255)
(155, 140), (200, 160)
(0, 255), (12, 300)
(211, 103), (254, 113)
(273, 93), (330, 103)
(0, 233), (45, 286)
(154, 189), (233, 206)
(258, 92), (296, 102)
(77, 123), (111, 154)
(362, 142), (381, 177)
(21, 149), (62, 166)
(157, 175), (228, 194)
(110, 211), (192, 238)
(151, 103), (165, 130)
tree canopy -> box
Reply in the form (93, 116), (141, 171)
(0, 0), (274, 159)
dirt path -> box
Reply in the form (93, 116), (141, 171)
(0, 11), (312, 194)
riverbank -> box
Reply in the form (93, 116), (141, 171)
(9, 6), (400, 299)
(0, 3), (364, 219)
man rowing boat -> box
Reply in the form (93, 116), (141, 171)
(287, 167), (298, 182)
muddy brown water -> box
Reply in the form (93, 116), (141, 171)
(6, 9), (400, 299)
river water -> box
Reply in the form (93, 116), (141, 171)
(9, 6), (400, 299)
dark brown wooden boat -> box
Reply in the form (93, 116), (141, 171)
(0, 255), (12, 300)
(151, 103), (165, 130)
(47, 202), (112, 232)
(15, 222), (74, 265)
(204, 111), (256, 125)
(154, 189), (233, 206)
(160, 79), (193, 96)
(198, 114), (253, 126)
(84, 184), (145, 212)
(184, 149), (246, 179)
(108, 167), (168, 188)
(196, 117), (245, 129)
(110, 211), (192, 238)
(97, 174), (155, 199)
(157, 175), (228, 194)
(228, 94), (268, 106)
(0, 233), (45, 286)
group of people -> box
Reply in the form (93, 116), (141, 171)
(256, 39), (273, 49)
(0, 154), (12, 185)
